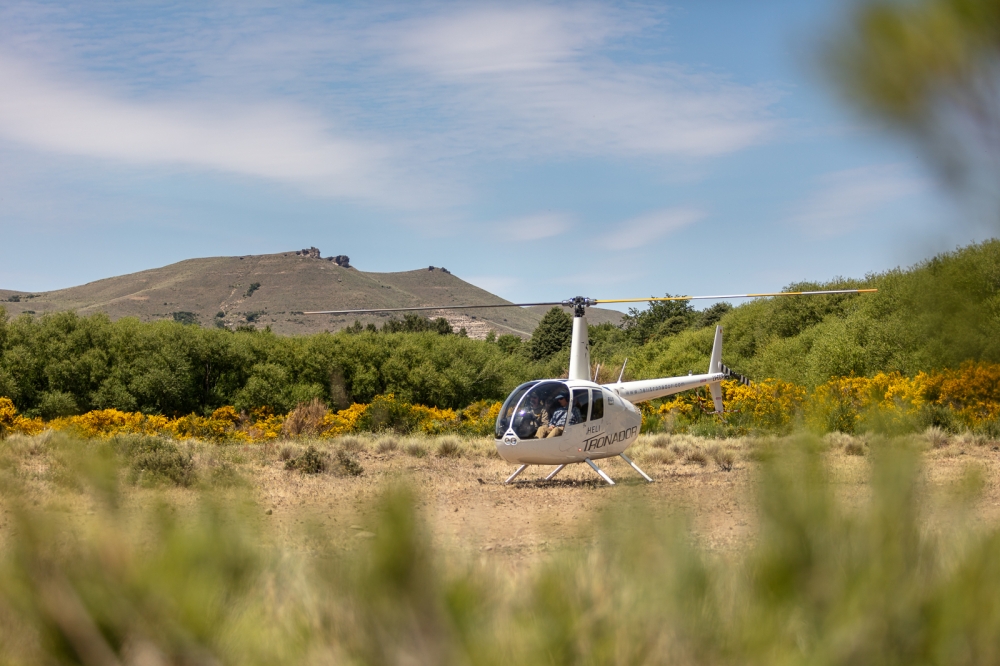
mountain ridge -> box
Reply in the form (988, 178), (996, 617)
(0, 250), (623, 338)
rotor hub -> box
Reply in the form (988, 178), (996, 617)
(562, 296), (596, 317)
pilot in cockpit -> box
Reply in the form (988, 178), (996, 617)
(520, 394), (549, 439)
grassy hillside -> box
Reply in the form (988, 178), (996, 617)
(0, 250), (623, 339)
(588, 240), (1000, 386)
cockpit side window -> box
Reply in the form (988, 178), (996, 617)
(571, 389), (589, 424)
(591, 389), (604, 420)
(511, 381), (568, 439)
(495, 381), (538, 438)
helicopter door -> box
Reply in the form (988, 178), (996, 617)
(558, 388), (591, 451)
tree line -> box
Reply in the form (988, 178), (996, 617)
(0, 239), (997, 418)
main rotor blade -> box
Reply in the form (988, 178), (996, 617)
(594, 288), (877, 304)
(304, 301), (565, 315)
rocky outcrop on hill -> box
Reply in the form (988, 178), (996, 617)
(294, 248), (351, 268)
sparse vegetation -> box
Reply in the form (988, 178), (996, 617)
(1, 432), (999, 663)
(284, 444), (327, 473)
(245, 282), (261, 297)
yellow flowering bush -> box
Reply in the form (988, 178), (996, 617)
(725, 379), (807, 431)
(0, 397), (44, 437)
(5, 363), (999, 443)
(319, 403), (368, 436)
(457, 400), (502, 436)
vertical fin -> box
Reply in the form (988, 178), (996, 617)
(708, 325), (724, 413)
(708, 325), (723, 375)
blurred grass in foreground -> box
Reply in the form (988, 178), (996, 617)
(2, 434), (1000, 664)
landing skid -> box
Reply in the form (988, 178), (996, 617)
(502, 455), (655, 486)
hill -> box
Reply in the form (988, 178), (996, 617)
(591, 239), (1000, 387)
(0, 249), (623, 338)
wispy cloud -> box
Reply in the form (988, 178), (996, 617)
(497, 212), (573, 241)
(0, 54), (421, 203)
(0, 3), (780, 211)
(599, 208), (705, 250)
(788, 165), (925, 238)
(382, 5), (779, 159)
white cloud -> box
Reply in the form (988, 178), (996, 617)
(788, 165), (925, 237)
(0, 54), (415, 203)
(0, 4), (780, 211)
(599, 208), (704, 250)
(382, 6), (778, 159)
(498, 212), (573, 241)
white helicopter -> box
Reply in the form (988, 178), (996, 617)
(307, 288), (875, 486)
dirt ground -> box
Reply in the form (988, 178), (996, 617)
(224, 433), (1000, 564)
(5, 432), (1000, 568)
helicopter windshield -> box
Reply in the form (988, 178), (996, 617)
(511, 381), (572, 439)
(494, 381), (539, 438)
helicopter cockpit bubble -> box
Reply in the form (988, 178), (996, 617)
(510, 381), (568, 439)
(495, 381), (539, 438)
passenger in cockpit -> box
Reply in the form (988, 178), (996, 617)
(541, 394), (580, 438)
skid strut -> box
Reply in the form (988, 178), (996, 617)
(545, 464), (567, 481)
(619, 453), (654, 483)
(504, 464), (528, 484)
(585, 458), (616, 486)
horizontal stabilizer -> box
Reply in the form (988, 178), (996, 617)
(720, 363), (751, 386)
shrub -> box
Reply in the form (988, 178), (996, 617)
(335, 449), (364, 477)
(130, 443), (195, 487)
(285, 445), (327, 474)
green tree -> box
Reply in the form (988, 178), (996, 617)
(620, 296), (696, 344)
(528, 307), (572, 361)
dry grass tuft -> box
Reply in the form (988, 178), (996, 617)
(713, 448), (736, 472)
(685, 449), (709, 467)
(924, 426), (950, 449)
(279, 445), (296, 461)
(376, 436), (399, 454)
(404, 443), (427, 458)
(437, 437), (461, 458)
(639, 448), (676, 466)
(281, 398), (327, 438)
(338, 436), (366, 453)
(646, 434), (672, 449)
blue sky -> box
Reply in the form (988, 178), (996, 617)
(0, 1), (992, 309)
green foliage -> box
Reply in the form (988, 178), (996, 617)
(5, 437), (1000, 663)
(528, 307), (572, 360)
(35, 390), (79, 419)
(828, 0), (1000, 201)
(172, 311), (199, 326)
(0, 241), (996, 420)
(621, 294), (697, 344)
(381, 313), (453, 335)
(245, 282), (261, 298)
(118, 436), (196, 486)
